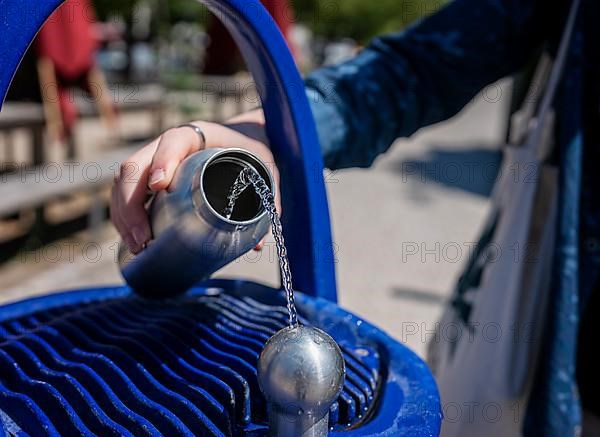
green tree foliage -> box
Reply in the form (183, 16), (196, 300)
(293, 0), (447, 43)
(92, 0), (447, 43)
(93, 0), (136, 21)
(93, 0), (207, 24)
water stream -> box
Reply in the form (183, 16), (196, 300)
(224, 167), (299, 328)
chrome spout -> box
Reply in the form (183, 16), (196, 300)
(258, 325), (346, 437)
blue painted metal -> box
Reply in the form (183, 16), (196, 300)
(0, 0), (60, 106)
(0, 0), (337, 302)
(0, 282), (442, 436)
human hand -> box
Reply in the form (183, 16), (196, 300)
(111, 109), (280, 254)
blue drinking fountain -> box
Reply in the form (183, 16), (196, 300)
(0, 1), (442, 435)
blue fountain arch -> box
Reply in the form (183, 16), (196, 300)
(0, 0), (338, 302)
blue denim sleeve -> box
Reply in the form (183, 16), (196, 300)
(305, 0), (552, 170)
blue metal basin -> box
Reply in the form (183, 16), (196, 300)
(0, 281), (441, 436)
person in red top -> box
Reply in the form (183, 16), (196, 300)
(36, 0), (116, 153)
(203, 0), (296, 74)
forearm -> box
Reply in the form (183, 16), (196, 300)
(204, 0), (557, 170)
(306, 0), (560, 170)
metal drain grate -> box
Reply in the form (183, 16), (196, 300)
(0, 293), (380, 436)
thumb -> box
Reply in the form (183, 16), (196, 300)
(148, 126), (205, 191)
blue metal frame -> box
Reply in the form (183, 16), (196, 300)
(0, 0), (338, 302)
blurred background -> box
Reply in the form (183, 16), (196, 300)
(0, 0), (509, 358)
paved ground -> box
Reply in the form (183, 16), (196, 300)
(0, 80), (510, 359)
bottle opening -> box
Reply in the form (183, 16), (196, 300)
(202, 150), (273, 223)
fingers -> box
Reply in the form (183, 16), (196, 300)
(111, 126), (204, 254)
(254, 238), (265, 252)
(111, 139), (158, 253)
(148, 127), (205, 192)
(110, 187), (135, 250)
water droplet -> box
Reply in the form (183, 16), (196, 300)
(204, 287), (223, 296)
(354, 348), (369, 357)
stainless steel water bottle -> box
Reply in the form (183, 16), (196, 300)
(119, 148), (274, 298)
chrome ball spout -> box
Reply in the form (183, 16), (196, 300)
(258, 325), (346, 437)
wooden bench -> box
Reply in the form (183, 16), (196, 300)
(74, 84), (166, 137)
(164, 74), (251, 121)
(0, 145), (140, 227)
(0, 102), (46, 166)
